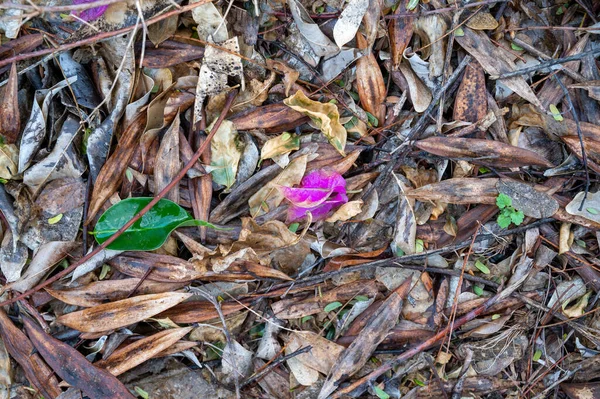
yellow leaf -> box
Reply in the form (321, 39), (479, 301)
(466, 12), (499, 31)
(325, 200), (363, 223)
(0, 144), (18, 180)
(284, 91), (347, 155)
(48, 214), (63, 225)
(261, 132), (300, 164)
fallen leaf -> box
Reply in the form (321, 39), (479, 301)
(0, 63), (19, 144)
(453, 60), (488, 123)
(333, 0), (369, 48)
(287, 0), (339, 58)
(466, 12), (500, 31)
(57, 292), (192, 332)
(284, 91), (347, 155)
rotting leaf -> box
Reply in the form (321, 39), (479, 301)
(0, 63), (19, 144)
(356, 33), (386, 124)
(57, 292), (192, 333)
(284, 91), (347, 155)
(93, 197), (218, 251)
(287, 0), (338, 58)
(453, 60), (487, 123)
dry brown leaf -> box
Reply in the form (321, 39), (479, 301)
(0, 63), (19, 144)
(318, 280), (410, 399)
(284, 91), (347, 155)
(466, 12), (500, 30)
(389, 0), (415, 68)
(57, 292), (192, 333)
(230, 102), (309, 133)
(453, 60), (488, 123)
(406, 178), (499, 205)
(356, 33), (386, 124)
(415, 137), (554, 168)
(95, 327), (192, 376)
(267, 60), (300, 97)
(455, 28), (544, 109)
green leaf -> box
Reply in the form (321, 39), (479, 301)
(532, 349), (542, 362)
(324, 301), (343, 313)
(354, 295), (370, 302)
(510, 42), (524, 51)
(99, 264), (110, 280)
(586, 207), (599, 215)
(475, 260), (490, 274)
(473, 285), (484, 296)
(510, 210), (524, 226)
(413, 378), (426, 387)
(289, 222), (300, 233)
(455, 27), (464, 37)
(497, 212), (512, 228)
(373, 385), (390, 399)
(491, 314), (501, 320)
(48, 214), (63, 225)
(93, 197), (217, 251)
(496, 193), (512, 209)
(366, 112), (379, 127)
(301, 315), (313, 323)
(415, 239), (424, 253)
(406, 0), (419, 11)
(549, 104), (563, 121)
(134, 386), (149, 399)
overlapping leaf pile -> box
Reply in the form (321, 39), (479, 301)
(0, 0), (600, 397)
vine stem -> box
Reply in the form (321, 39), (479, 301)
(0, 90), (238, 308)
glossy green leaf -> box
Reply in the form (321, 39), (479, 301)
(496, 193), (512, 209)
(93, 197), (217, 251)
(473, 285), (484, 296)
(532, 349), (542, 362)
(373, 385), (390, 399)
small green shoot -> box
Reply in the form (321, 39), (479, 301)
(496, 193), (524, 228)
(324, 301), (343, 313)
(373, 385), (390, 399)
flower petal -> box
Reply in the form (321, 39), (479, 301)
(72, 0), (108, 21)
(279, 186), (332, 208)
(301, 170), (346, 192)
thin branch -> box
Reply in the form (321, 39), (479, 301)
(385, 0), (510, 18)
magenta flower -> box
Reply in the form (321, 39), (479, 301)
(72, 0), (108, 21)
(280, 169), (348, 221)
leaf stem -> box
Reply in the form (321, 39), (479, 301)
(0, 90), (238, 307)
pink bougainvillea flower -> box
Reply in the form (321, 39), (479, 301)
(280, 169), (348, 221)
(71, 0), (108, 22)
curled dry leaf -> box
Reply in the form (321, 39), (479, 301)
(0, 144), (18, 180)
(95, 327), (192, 376)
(22, 316), (135, 399)
(154, 111), (181, 202)
(356, 33), (386, 124)
(415, 137), (554, 168)
(260, 132), (300, 167)
(57, 292), (192, 333)
(284, 90), (347, 155)
(413, 15), (447, 78)
(398, 62), (432, 112)
(266, 60), (299, 97)
(389, 0), (415, 68)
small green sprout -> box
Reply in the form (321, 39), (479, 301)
(496, 193), (524, 228)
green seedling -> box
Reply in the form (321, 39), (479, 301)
(496, 193), (524, 228)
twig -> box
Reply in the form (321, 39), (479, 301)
(0, 0), (213, 69)
(241, 346), (312, 388)
(0, 0), (124, 12)
(0, 90), (238, 308)
(490, 48), (600, 80)
(554, 75), (589, 210)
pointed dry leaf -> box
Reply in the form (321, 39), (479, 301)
(415, 137), (554, 168)
(356, 34), (386, 124)
(154, 111), (181, 201)
(325, 200), (363, 222)
(389, 0), (415, 67)
(95, 327), (192, 376)
(406, 178), (499, 204)
(284, 91), (347, 155)
(231, 102), (309, 133)
(398, 62), (432, 112)
(57, 292), (192, 332)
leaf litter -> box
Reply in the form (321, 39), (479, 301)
(0, 0), (600, 398)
